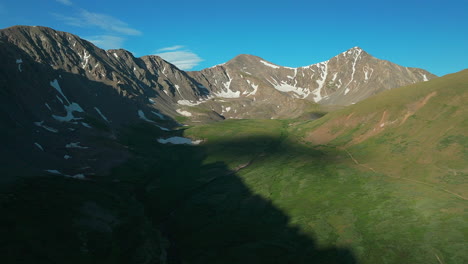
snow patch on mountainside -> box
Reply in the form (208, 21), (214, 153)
(80, 50), (91, 69)
(422, 73), (428, 81)
(208, 62), (225, 69)
(34, 143), (44, 151)
(94, 107), (109, 122)
(215, 73), (240, 98)
(157, 137), (201, 145)
(178, 100), (203, 106)
(81, 122), (92, 128)
(50, 80), (86, 123)
(151, 111), (166, 120)
(45, 169), (86, 180)
(45, 169), (62, 175)
(344, 48), (363, 93)
(312, 61), (329, 102)
(137, 110), (170, 130)
(363, 67), (373, 81)
(52, 103), (84, 122)
(50, 79), (70, 104)
(176, 109), (192, 117)
(66, 142), (89, 149)
(269, 78), (309, 98)
(246, 80), (258, 96)
(260, 60), (280, 69)
(16, 59), (23, 72)
(34, 121), (59, 133)
(138, 110), (153, 122)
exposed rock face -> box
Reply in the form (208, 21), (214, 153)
(189, 48), (436, 107)
(0, 25), (436, 180)
(0, 26), (189, 181)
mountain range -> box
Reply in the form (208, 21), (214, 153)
(1, 25), (467, 264)
(0, 25), (437, 179)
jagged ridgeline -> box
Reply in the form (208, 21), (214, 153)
(2, 25), (464, 264)
(0, 25), (436, 178)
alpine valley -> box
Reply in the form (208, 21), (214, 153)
(0, 26), (466, 264)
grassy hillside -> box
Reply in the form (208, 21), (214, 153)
(295, 69), (468, 197)
(183, 119), (466, 263)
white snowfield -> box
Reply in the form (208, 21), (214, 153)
(34, 142), (44, 151)
(268, 77), (310, 98)
(34, 121), (59, 133)
(138, 110), (171, 131)
(312, 61), (329, 102)
(215, 72), (241, 98)
(157, 136), (202, 145)
(44, 169), (86, 179)
(176, 109), (192, 117)
(245, 80), (258, 96)
(66, 142), (89, 149)
(257, 58), (339, 101)
(178, 100), (203, 106)
(94, 107), (109, 122)
(422, 73), (429, 81)
(16, 58), (23, 72)
(50, 79), (70, 104)
(50, 79), (86, 122)
(81, 122), (92, 128)
(151, 111), (166, 120)
(52, 102), (84, 122)
(260, 60), (280, 69)
(343, 47), (363, 95)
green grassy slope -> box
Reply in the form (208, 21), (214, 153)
(183, 118), (466, 263)
(296, 69), (468, 197)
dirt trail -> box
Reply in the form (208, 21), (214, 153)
(400, 91), (437, 125)
(344, 148), (467, 201)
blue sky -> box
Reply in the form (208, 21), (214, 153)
(1, 0), (467, 75)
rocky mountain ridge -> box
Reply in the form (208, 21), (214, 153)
(0, 25), (437, 180)
(189, 47), (436, 107)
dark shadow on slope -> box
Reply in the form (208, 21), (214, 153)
(0, 39), (177, 185)
(0, 111), (357, 264)
(115, 125), (357, 264)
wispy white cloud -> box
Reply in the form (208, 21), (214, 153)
(85, 35), (125, 50)
(155, 46), (203, 70)
(53, 9), (142, 36)
(55, 0), (73, 6)
(157, 45), (185, 52)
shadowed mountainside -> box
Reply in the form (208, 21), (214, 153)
(0, 122), (357, 264)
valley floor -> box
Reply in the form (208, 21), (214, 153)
(2, 118), (466, 264)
